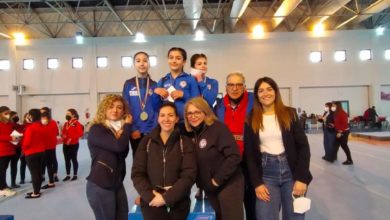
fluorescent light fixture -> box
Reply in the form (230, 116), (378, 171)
(75, 32), (83, 44)
(13, 32), (26, 45)
(72, 57), (83, 69)
(0, 60), (10, 70)
(376, 26), (385, 36)
(149, 56), (157, 67)
(23, 59), (34, 70)
(309, 51), (322, 63)
(47, 58), (59, 69)
(134, 32), (146, 43)
(194, 30), (205, 41)
(122, 56), (132, 68)
(334, 50), (346, 62)
(0, 32), (11, 39)
(385, 49), (390, 60)
(252, 24), (264, 39)
(97, 57), (108, 68)
(359, 49), (372, 61)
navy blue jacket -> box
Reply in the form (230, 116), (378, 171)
(122, 76), (157, 134)
(152, 72), (200, 119)
(86, 123), (131, 190)
(244, 108), (313, 187)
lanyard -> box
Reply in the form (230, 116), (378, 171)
(135, 76), (150, 110)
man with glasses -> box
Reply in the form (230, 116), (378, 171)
(214, 72), (256, 220)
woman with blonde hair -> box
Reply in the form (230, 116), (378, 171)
(86, 94), (133, 220)
(183, 97), (244, 220)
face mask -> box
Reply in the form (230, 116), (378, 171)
(324, 107), (329, 112)
(41, 119), (49, 125)
(12, 116), (19, 123)
(65, 115), (71, 121)
(331, 107), (336, 112)
(292, 193), (311, 214)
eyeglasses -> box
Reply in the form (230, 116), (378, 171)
(226, 83), (244, 89)
(186, 111), (203, 118)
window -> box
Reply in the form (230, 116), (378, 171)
(97, 56), (108, 68)
(121, 56), (132, 68)
(72, 57), (83, 69)
(23, 59), (34, 70)
(334, 50), (346, 62)
(47, 58), (59, 69)
(149, 56), (157, 67)
(0, 60), (10, 70)
(385, 49), (390, 60)
(359, 49), (372, 61)
(309, 51), (322, 63)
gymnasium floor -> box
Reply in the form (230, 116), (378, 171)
(1, 133), (390, 220)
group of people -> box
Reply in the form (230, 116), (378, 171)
(318, 102), (353, 165)
(0, 106), (84, 198)
(85, 47), (312, 220)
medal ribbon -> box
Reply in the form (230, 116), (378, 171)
(135, 76), (150, 111)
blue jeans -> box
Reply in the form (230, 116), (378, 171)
(256, 153), (305, 220)
(323, 129), (335, 159)
(86, 181), (128, 220)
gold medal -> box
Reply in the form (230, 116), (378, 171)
(140, 111), (148, 121)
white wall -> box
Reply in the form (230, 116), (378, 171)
(380, 85), (390, 118)
(0, 29), (389, 121)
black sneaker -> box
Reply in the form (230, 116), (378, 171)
(342, 160), (353, 165)
(54, 177), (59, 182)
(41, 184), (55, 189)
(62, 176), (71, 181)
(71, 176), (78, 181)
(11, 184), (20, 188)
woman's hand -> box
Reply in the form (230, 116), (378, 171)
(170, 90), (184, 100)
(124, 114), (132, 124)
(255, 184), (270, 202)
(149, 190), (166, 207)
(293, 181), (307, 196)
(154, 88), (169, 99)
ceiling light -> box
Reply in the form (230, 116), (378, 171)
(194, 30), (204, 41)
(376, 26), (385, 36)
(75, 32), (83, 44)
(134, 32), (146, 43)
(313, 23), (325, 37)
(13, 32), (26, 45)
(252, 24), (265, 39)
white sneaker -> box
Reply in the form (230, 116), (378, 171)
(0, 188), (16, 197)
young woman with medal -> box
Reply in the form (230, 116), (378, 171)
(122, 51), (158, 157)
(152, 47), (200, 120)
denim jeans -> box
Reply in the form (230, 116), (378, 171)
(323, 129), (336, 160)
(86, 181), (128, 220)
(256, 153), (305, 220)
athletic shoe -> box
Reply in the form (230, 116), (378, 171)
(0, 188), (16, 197)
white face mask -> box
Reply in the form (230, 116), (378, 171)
(106, 120), (122, 132)
(292, 193), (311, 214)
(41, 119), (49, 125)
(331, 107), (336, 112)
(324, 107), (329, 112)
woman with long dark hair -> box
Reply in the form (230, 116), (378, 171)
(132, 102), (197, 220)
(153, 47), (200, 120)
(62, 108), (83, 181)
(332, 101), (353, 165)
(244, 77), (312, 220)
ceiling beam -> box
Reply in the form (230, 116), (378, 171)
(103, 0), (134, 36)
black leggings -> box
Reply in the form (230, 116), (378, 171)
(129, 134), (145, 157)
(63, 144), (79, 176)
(0, 155), (13, 190)
(10, 147), (21, 185)
(44, 149), (56, 183)
(26, 152), (44, 194)
(334, 130), (353, 161)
